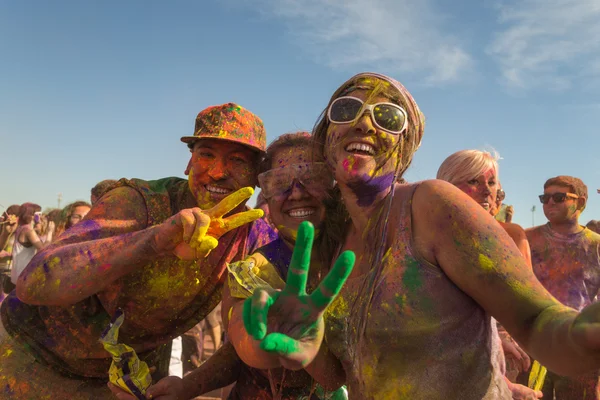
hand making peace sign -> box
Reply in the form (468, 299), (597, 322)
(243, 221), (355, 370)
(155, 187), (264, 260)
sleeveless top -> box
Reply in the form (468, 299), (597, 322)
(10, 226), (37, 284)
(323, 183), (511, 400)
(1, 177), (276, 379)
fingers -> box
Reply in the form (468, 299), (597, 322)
(145, 376), (181, 398)
(310, 250), (355, 312)
(260, 332), (301, 357)
(196, 236), (219, 258)
(206, 187), (254, 219)
(189, 211), (211, 248)
(213, 209), (264, 236)
(244, 289), (278, 340)
(284, 221), (314, 296)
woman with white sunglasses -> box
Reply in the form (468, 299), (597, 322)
(241, 72), (600, 399)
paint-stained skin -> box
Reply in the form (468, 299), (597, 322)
(0, 105), (276, 398)
(243, 73), (600, 400)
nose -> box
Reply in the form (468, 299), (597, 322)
(287, 180), (309, 201)
(207, 158), (229, 180)
(351, 109), (377, 135)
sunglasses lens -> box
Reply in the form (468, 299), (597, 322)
(373, 104), (406, 133)
(539, 195), (549, 204)
(553, 193), (567, 203)
(329, 97), (363, 123)
(259, 163), (333, 199)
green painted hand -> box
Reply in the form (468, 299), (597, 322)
(243, 221), (355, 370)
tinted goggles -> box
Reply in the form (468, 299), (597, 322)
(328, 96), (408, 135)
(539, 192), (579, 204)
(258, 162), (334, 199)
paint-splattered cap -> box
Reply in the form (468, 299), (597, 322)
(180, 103), (267, 153)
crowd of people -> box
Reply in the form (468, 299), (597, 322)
(1, 72), (599, 400)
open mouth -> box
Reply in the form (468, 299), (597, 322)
(345, 142), (376, 156)
(479, 202), (490, 210)
(286, 207), (316, 219)
(205, 184), (233, 196)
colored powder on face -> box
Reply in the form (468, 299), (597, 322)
(346, 172), (395, 207)
(478, 253), (495, 272)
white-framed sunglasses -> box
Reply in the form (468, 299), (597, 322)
(327, 96), (408, 135)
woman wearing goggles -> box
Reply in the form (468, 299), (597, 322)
(222, 132), (344, 400)
(241, 72), (600, 400)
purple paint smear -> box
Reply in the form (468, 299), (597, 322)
(346, 173), (394, 207)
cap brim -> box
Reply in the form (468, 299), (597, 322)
(180, 136), (265, 154)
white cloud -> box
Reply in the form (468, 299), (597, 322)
(487, 0), (600, 90)
(245, 0), (473, 84)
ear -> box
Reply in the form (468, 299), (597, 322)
(184, 158), (193, 176)
(578, 196), (587, 211)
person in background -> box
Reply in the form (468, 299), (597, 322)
(0, 205), (20, 303)
(522, 175), (600, 400)
(437, 149), (537, 399)
(10, 203), (54, 285)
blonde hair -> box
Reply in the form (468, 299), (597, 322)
(437, 149), (500, 185)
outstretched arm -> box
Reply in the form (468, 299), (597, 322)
(18, 186), (262, 307)
(17, 187), (161, 306)
(413, 180), (600, 376)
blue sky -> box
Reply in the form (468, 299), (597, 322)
(1, 0), (599, 228)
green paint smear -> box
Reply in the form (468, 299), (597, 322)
(402, 257), (423, 292)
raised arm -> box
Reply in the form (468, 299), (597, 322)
(412, 180), (600, 376)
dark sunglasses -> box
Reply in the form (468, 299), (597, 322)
(538, 192), (579, 204)
(327, 96), (408, 135)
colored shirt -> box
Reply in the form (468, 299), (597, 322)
(0, 177), (276, 379)
(323, 183), (511, 400)
(526, 224), (600, 311)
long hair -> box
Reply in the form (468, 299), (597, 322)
(311, 72), (425, 375)
(17, 203), (42, 226)
(437, 149), (500, 185)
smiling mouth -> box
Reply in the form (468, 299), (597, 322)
(205, 184), (233, 195)
(345, 142), (376, 156)
(286, 207), (316, 219)
(479, 202), (490, 210)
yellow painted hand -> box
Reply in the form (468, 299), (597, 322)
(204, 187), (263, 238)
(188, 187), (263, 258)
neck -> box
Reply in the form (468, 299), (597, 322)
(339, 182), (392, 235)
(548, 219), (582, 235)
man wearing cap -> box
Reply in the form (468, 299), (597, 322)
(0, 103), (277, 399)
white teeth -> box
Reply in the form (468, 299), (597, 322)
(345, 142), (375, 155)
(206, 185), (231, 194)
(288, 208), (315, 218)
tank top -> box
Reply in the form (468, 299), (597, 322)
(10, 226), (37, 284)
(323, 183), (511, 400)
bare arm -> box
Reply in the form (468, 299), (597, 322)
(17, 187), (162, 306)
(179, 341), (241, 398)
(412, 180), (599, 376)
(501, 222), (532, 268)
(24, 228), (48, 251)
